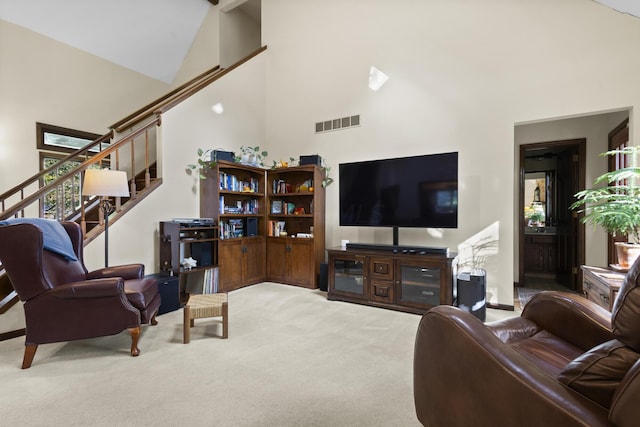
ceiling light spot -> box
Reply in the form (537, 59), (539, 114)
(369, 66), (389, 91)
(211, 102), (224, 114)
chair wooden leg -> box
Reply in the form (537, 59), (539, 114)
(222, 302), (228, 339)
(150, 311), (158, 326)
(128, 327), (141, 356)
(183, 305), (190, 344)
(22, 344), (38, 369)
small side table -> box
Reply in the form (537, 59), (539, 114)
(183, 293), (228, 343)
(581, 266), (625, 311)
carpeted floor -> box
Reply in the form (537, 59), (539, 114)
(0, 282), (516, 426)
(0, 283), (517, 426)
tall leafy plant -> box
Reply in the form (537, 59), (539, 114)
(571, 146), (640, 243)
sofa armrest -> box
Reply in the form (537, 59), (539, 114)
(49, 278), (125, 299)
(522, 291), (614, 351)
(87, 264), (144, 280)
(414, 306), (610, 427)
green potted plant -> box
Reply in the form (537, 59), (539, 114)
(321, 165), (334, 187)
(236, 146), (268, 167)
(186, 148), (218, 179)
(571, 146), (640, 268)
(527, 211), (545, 227)
(456, 226), (499, 321)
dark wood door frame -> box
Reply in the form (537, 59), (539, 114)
(607, 118), (630, 266)
(518, 139), (586, 290)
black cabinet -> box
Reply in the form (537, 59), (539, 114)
(146, 273), (180, 315)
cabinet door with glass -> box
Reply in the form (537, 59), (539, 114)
(397, 259), (445, 310)
(329, 253), (367, 300)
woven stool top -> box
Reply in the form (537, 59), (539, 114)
(186, 293), (227, 319)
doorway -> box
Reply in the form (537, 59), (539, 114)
(518, 139), (586, 292)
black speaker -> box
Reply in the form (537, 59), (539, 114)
(214, 150), (235, 162)
(246, 217), (258, 236)
(190, 242), (212, 266)
(319, 262), (328, 291)
(300, 155), (322, 166)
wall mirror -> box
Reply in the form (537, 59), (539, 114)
(524, 171), (555, 228)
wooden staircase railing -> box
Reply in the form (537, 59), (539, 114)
(112, 46), (267, 133)
(0, 45), (268, 337)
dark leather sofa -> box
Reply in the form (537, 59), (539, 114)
(0, 220), (161, 368)
(414, 259), (640, 426)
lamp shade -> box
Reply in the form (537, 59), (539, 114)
(82, 169), (130, 197)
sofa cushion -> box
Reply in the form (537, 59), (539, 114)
(558, 339), (639, 409)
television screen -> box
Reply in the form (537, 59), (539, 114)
(339, 152), (458, 228)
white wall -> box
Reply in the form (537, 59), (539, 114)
(260, 0), (640, 306)
(220, 0), (261, 68)
(4, 0), (640, 317)
(0, 19), (171, 332)
(82, 54), (267, 273)
(0, 19), (170, 188)
(172, 6), (221, 88)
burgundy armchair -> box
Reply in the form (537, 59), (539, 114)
(0, 220), (160, 368)
(414, 259), (640, 426)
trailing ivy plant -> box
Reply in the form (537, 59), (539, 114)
(322, 166), (334, 187)
(186, 148), (217, 179)
(236, 146), (268, 167)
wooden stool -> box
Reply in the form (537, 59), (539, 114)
(183, 293), (228, 344)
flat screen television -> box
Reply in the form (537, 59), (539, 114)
(339, 152), (458, 230)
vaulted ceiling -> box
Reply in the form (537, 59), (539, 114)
(0, 0), (211, 84)
(0, 0), (636, 85)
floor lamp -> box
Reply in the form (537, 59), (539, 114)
(82, 169), (130, 267)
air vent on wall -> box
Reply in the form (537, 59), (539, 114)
(315, 115), (360, 133)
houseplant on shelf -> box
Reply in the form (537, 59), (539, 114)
(186, 148), (218, 179)
(570, 146), (640, 269)
(236, 145), (268, 167)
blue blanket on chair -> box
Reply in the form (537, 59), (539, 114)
(0, 218), (78, 261)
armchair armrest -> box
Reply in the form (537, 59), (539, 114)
(49, 278), (125, 299)
(414, 306), (610, 427)
(87, 264), (144, 280)
(522, 291), (613, 351)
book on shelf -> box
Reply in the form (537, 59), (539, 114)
(268, 220), (287, 236)
(221, 199), (258, 214)
(220, 172), (260, 192)
(220, 219), (245, 239)
(184, 267), (219, 294)
(272, 179), (292, 194)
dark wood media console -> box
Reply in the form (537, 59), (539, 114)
(327, 246), (456, 314)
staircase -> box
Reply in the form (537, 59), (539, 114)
(0, 46), (267, 335)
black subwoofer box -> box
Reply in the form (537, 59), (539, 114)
(146, 273), (181, 315)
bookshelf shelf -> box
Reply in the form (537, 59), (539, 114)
(266, 165), (325, 288)
(200, 161), (266, 291)
(159, 221), (219, 304)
